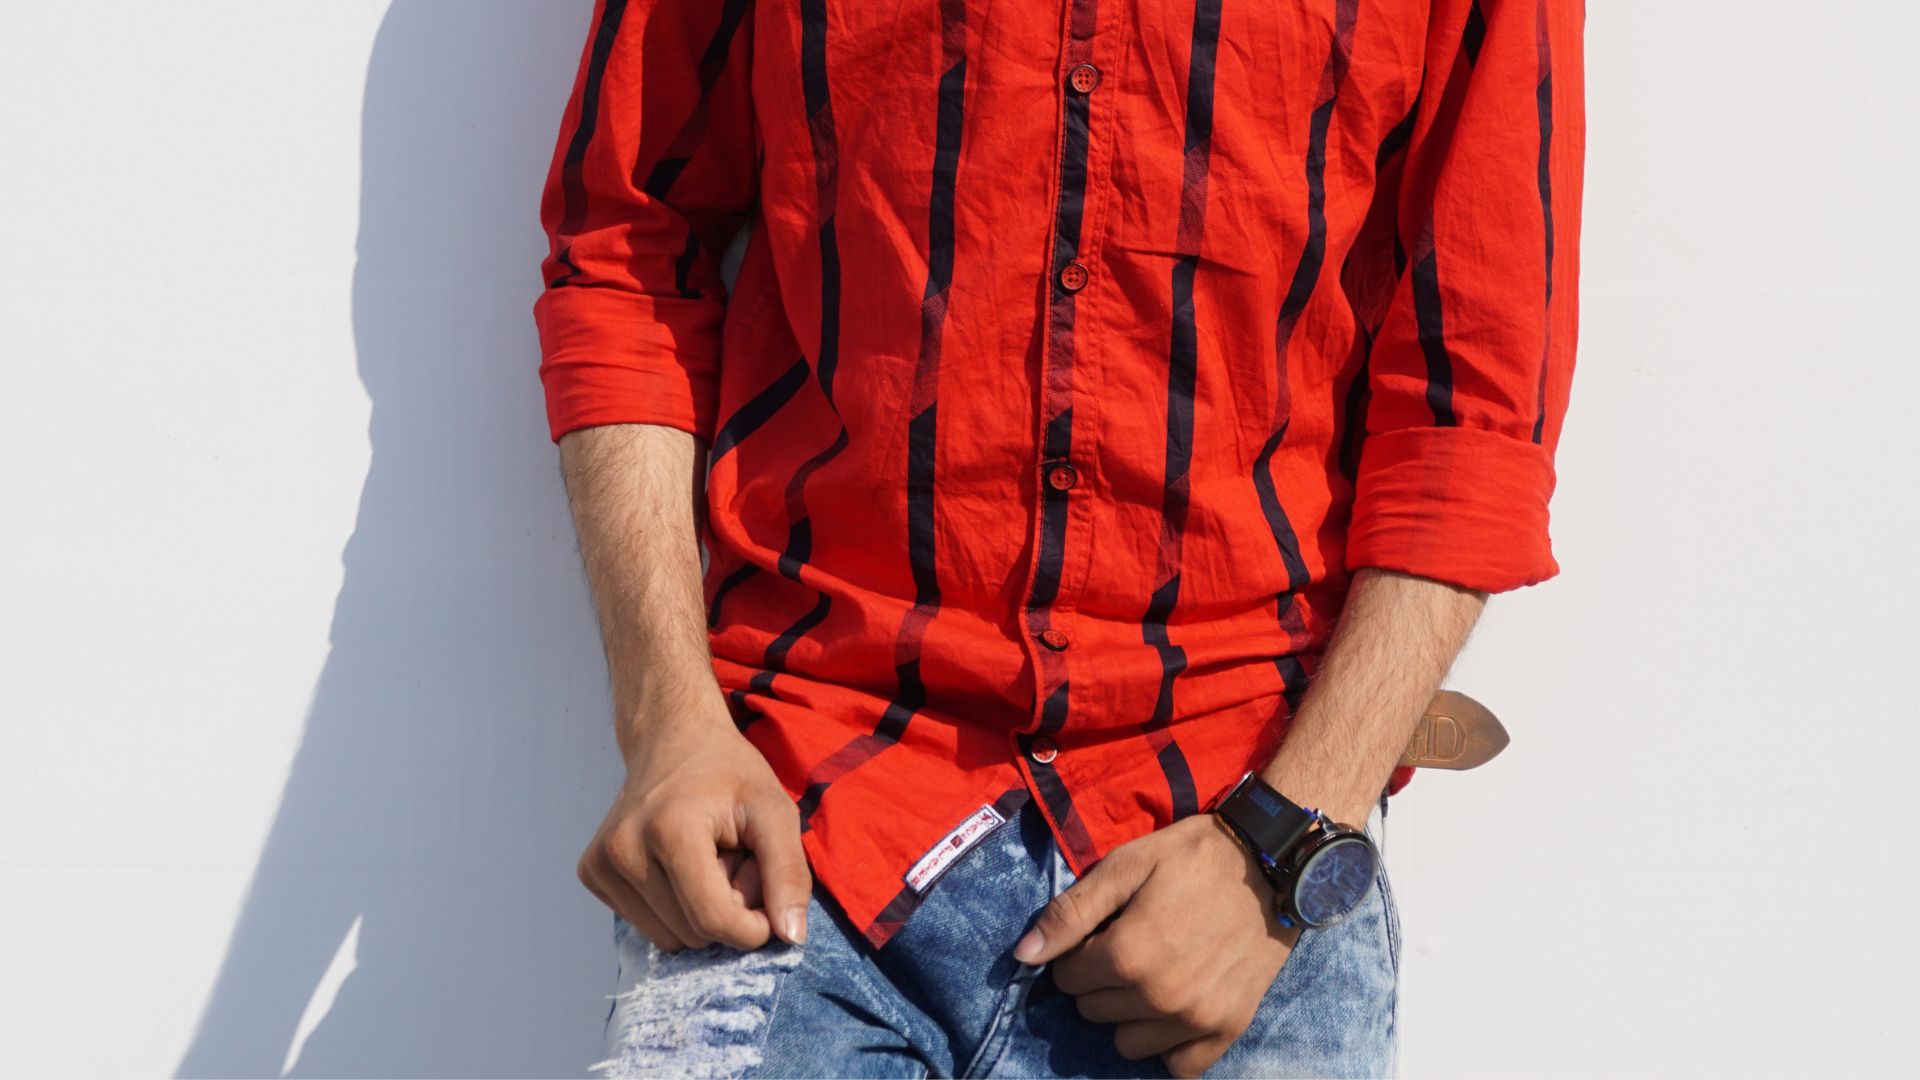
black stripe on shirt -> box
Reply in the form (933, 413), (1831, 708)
(731, 0), (850, 725)
(639, 0), (751, 199)
(1259, 0), (1359, 602)
(1253, 422), (1313, 592)
(796, 0), (973, 827)
(1139, 0), (1225, 823)
(1463, 0), (1487, 66)
(712, 358), (811, 461)
(550, 0), (630, 287)
(1412, 236), (1456, 426)
(1531, 0), (1555, 444)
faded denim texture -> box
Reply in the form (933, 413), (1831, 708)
(594, 797), (1397, 1079)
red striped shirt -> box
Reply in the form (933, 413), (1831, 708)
(535, 0), (1585, 947)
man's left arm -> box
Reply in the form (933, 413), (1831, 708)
(1012, 0), (1587, 1072)
(1257, 568), (1485, 831)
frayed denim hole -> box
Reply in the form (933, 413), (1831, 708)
(591, 940), (805, 1080)
(605, 913), (632, 1031)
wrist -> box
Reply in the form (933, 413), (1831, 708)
(616, 684), (738, 770)
(1256, 754), (1378, 830)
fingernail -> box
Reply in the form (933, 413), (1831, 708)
(783, 906), (808, 945)
(1013, 928), (1045, 965)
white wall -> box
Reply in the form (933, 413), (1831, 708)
(1, 2), (1914, 1077)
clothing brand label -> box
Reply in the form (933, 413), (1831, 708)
(904, 804), (1006, 895)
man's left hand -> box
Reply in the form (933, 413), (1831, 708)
(1012, 812), (1297, 1078)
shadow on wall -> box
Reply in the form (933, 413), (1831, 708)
(176, 3), (622, 1076)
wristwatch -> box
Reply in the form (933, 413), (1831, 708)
(1207, 771), (1379, 930)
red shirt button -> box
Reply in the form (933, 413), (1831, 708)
(1058, 262), (1089, 292)
(1029, 736), (1060, 764)
(1067, 63), (1101, 94)
(1039, 629), (1070, 651)
(1046, 463), (1078, 491)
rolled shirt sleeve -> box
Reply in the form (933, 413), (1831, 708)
(1347, 0), (1586, 594)
(533, 0), (758, 444)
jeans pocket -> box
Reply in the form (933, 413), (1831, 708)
(956, 965), (1042, 1078)
(1372, 856), (1401, 984)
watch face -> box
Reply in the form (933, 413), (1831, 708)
(1292, 836), (1377, 928)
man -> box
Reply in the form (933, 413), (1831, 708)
(534, 0), (1583, 1074)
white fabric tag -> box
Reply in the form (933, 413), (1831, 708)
(903, 803), (1006, 895)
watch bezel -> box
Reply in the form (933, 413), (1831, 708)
(1279, 824), (1378, 930)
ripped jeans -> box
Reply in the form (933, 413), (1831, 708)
(594, 796), (1398, 1078)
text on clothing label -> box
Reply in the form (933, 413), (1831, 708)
(904, 803), (1006, 894)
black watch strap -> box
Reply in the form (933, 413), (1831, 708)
(1211, 772), (1315, 868)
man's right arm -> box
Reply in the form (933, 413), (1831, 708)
(534, 2), (798, 951)
(561, 424), (811, 952)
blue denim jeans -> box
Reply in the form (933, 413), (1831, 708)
(594, 796), (1398, 1078)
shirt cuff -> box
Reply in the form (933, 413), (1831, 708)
(533, 286), (720, 444)
(1345, 426), (1559, 594)
(1385, 764), (1415, 797)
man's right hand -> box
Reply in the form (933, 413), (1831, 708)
(576, 694), (813, 953)
(555, 424), (806, 952)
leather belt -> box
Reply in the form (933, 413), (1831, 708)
(1397, 690), (1508, 770)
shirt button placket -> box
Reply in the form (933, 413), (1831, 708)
(1023, 15), (1103, 782)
